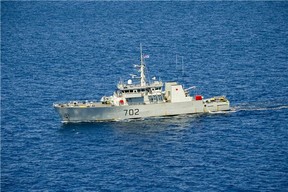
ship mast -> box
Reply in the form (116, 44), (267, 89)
(140, 44), (146, 86)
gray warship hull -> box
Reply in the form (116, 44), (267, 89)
(54, 99), (230, 123)
(53, 45), (230, 123)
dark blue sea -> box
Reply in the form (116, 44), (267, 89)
(1, 2), (288, 191)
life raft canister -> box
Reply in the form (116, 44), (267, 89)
(195, 95), (203, 101)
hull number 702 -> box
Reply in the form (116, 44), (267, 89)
(124, 109), (139, 116)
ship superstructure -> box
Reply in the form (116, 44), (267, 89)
(53, 45), (230, 123)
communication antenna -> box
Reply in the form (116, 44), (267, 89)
(176, 54), (178, 69)
(181, 56), (184, 76)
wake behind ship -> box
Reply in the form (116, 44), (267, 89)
(53, 45), (230, 123)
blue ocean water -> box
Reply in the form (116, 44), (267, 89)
(1, 1), (288, 191)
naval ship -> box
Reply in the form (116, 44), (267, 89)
(53, 46), (230, 123)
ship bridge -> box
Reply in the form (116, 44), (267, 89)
(115, 81), (164, 105)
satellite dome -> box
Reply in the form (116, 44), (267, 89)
(127, 79), (132, 85)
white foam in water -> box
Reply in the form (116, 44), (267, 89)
(233, 105), (288, 112)
(208, 110), (236, 114)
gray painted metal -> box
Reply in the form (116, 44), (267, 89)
(53, 45), (230, 123)
(54, 99), (230, 123)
